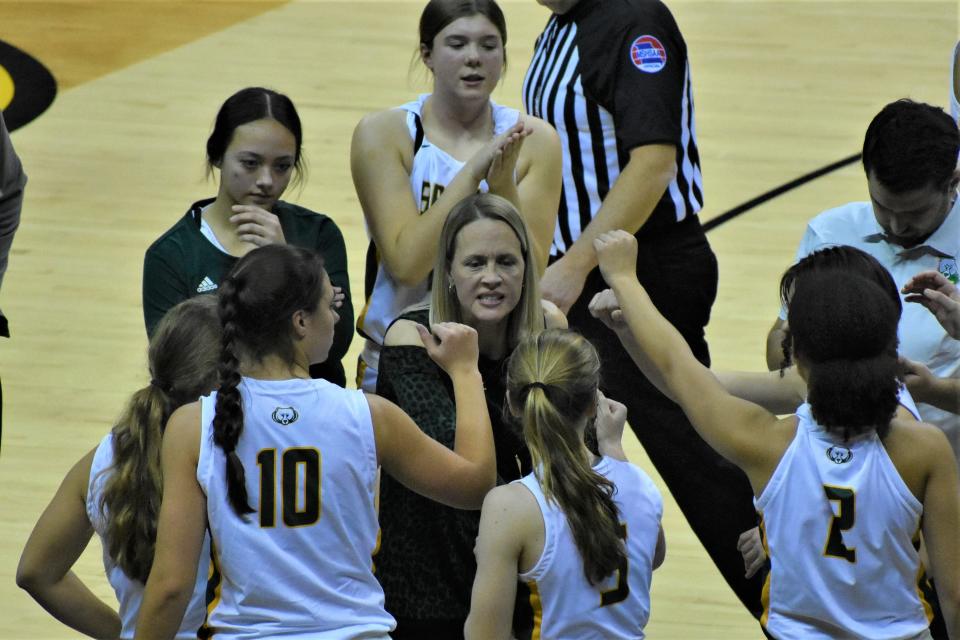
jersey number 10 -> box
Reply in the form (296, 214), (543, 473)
(257, 448), (322, 528)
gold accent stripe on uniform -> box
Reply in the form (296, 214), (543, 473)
(527, 580), (543, 640)
(198, 538), (223, 639)
(355, 240), (380, 338)
(355, 355), (368, 390)
(913, 526), (934, 623)
(371, 526), (381, 573)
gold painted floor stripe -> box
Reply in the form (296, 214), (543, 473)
(0, 63), (13, 109)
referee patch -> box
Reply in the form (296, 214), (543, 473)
(629, 35), (667, 73)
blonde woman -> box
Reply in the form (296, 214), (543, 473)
(375, 193), (564, 638)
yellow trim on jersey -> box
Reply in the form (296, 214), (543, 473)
(913, 527), (934, 623)
(355, 241), (379, 338)
(758, 515), (771, 629)
(527, 580), (543, 640)
(356, 298), (372, 335)
(916, 565), (935, 623)
(199, 539), (223, 639)
(371, 527), (381, 573)
(355, 355), (368, 390)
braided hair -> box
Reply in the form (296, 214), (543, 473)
(214, 244), (326, 516)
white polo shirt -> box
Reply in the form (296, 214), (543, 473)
(782, 197), (960, 459)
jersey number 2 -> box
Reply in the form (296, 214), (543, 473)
(600, 523), (629, 606)
(823, 485), (856, 563)
(257, 448), (321, 528)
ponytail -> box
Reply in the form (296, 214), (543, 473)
(806, 355), (899, 440)
(788, 272), (900, 439)
(100, 296), (221, 581)
(100, 385), (171, 582)
(507, 330), (625, 585)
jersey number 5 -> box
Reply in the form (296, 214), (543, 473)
(257, 448), (321, 528)
(823, 485), (856, 563)
(600, 523), (629, 606)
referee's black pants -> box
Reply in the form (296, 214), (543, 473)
(562, 215), (766, 621)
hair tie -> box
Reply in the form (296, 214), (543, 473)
(521, 381), (550, 396)
(150, 378), (166, 392)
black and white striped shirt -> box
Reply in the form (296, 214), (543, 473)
(523, 0), (702, 256)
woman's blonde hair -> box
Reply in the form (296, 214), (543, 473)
(100, 295), (221, 582)
(506, 329), (625, 585)
(430, 193), (543, 346)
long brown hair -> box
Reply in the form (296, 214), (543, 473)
(778, 247), (901, 439)
(100, 296), (221, 582)
(506, 329), (625, 584)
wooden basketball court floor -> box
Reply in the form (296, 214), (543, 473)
(0, 1), (955, 637)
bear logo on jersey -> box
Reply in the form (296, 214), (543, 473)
(272, 406), (299, 426)
(826, 446), (852, 464)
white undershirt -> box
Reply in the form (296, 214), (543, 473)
(198, 204), (228, 253)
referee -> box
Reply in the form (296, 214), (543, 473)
(523, 0), (764, 620)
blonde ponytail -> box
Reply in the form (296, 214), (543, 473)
(507, 330), (625, 584)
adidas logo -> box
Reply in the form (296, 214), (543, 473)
(196, 277), (218, 293)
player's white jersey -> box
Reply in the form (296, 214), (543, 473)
(517, 456), (663, 640)
(197, 378), (392, 639)
(87, 433), (209, 639)
(357, 94), (520, 391)
(897, 384), (921, 421)
(756, 403), (932, 639)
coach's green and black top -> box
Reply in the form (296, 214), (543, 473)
(375, 308), (532, 632)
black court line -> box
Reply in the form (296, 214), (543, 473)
(702, 153), (862, 233)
